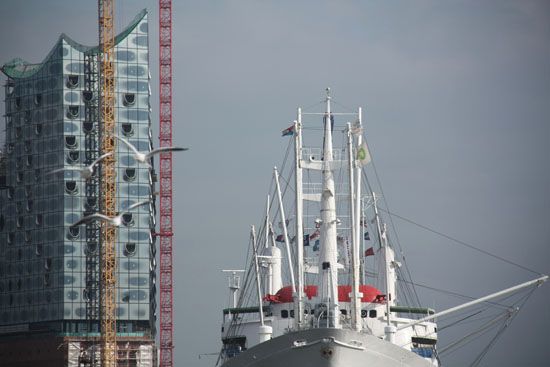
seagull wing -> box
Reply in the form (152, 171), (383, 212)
(126, 200), (151, 211)
(115, 135), (141, 156)
(90, 152), (113, 168)
(72, 213), (112, 226)
(146, 146), (188, 158)
(46, 167), (81, 175)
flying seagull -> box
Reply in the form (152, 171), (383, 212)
(47, 152), (113, 180)
(115, 135), (188, 167)
(71, 200), (151, 227)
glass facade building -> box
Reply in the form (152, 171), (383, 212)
(0, 10), (156, 341)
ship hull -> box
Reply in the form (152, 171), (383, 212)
(221, 328), (433, 367)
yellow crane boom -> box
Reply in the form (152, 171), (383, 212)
(98, 0), (117, 366)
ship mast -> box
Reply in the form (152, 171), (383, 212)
(319, 88), (340, 328)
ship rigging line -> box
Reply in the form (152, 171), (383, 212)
(378, 209), (542, 276)
(361, 141), (422, 308)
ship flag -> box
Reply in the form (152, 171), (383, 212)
(364, 247), (375, 257)
(357, 142), (371, 165)
(281, 125), (295, 137)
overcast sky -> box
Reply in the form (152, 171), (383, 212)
(1, 1), (549, 366)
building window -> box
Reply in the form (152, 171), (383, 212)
(34, 94), (42, 106)
(8, 232), (14, 245)
(26, 200), (33, 212)
(67, 106), (80, 119)
(24, 140), (32, 152)
(65, 181), (78, 195)
(85, 242), (98, 254)
(7, 143), (14, 154)
(121, 213), (134, 226)
(26, 155), (33, 167)
(24, 111), (31, 123)
(15, 97), (21, 110)
(35, 244), (43, 256)
(66, 151), (79, 164)
(123, 93), (135, 106)
(123, 168), (136, 182)
(25, 185), (33, 198)
(86, 197), (97, 210)
(17, 172), (24, 183)
(65, 135), (77, 149)
(67, 226), (80, 240)
(66, 75), (79, 89)
(25, 231), (32, 243)
(35, 214), (43, 227)
(35, 124), (42, 136)
(44, 258), (52, 271)
(43, 274), (51, 287)
(83, 121), (94, 133)
(15, 127), (22, 139)
(17, 216), (24, 229)
(121, 123), (134, 136)
(82, 90), (93, 102)
(124, 243), (137, 257)
(34, 169), (41, 182)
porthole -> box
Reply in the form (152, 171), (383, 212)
(123, 168), (136, 182)
(66, 75), (79, 89)
(121, 213), (134, 226)
(124, 243), (137, 257)
(369, 310), (377, 318)
(360, 310), (368, 318)
(123, 93), (135, 106)
(66, 106), (79, 119)
(65, 181), (78, 195)
(65, 135), (77, 149)
(34, 94), (42, 106)
(121, 123), (134, 136)
(281, 310), (289, 319)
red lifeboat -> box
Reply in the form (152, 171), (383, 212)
(268, 284), (382, 303)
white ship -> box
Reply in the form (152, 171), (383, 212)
(216, 89), (547, 367)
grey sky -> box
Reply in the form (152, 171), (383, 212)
(1, 1), (549, 366)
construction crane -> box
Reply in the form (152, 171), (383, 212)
(158, 0), (175, 366)
(98, 0), (117, 366)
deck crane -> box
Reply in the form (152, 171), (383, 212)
(98, 0), (117, 366)
(158, 1), (175, 366)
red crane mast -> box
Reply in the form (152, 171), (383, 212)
(158, 1), (174, 366)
